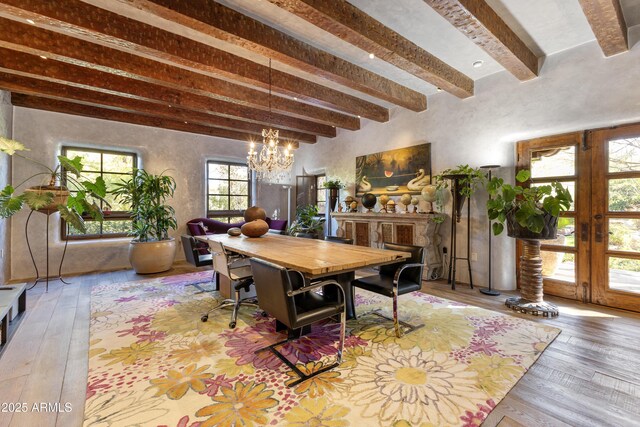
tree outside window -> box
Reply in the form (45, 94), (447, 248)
(207, 161), (251, 223)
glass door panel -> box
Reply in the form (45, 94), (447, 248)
(591, 125), (640, 312)
(517, 133), (587, 301)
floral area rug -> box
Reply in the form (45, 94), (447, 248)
(85, 271), (560, 427)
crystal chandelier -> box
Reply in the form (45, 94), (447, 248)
(247, 59), (295, 181)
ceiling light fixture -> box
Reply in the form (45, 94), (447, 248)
(436, 87), (443, 92)
(39, 55), (47, 60)
(247, 59), (294, 180)
(26, 19), (35, 24)
(473, 60), (484, 68)
(368, 52), (375, 59)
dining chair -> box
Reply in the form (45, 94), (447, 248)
(351, 242), (425, 337)
(180, 235), (214, 293)
(324, 235), (354, 244)
(201, 240), (258, 329)
(249, 258), (346, 387)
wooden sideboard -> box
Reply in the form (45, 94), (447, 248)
(331, 212), (444, 280)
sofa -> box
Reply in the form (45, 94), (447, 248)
(187, 217), (288, 237)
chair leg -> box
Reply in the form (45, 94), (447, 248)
(393, 288), (401, 338)
(337, 310), (346, 363)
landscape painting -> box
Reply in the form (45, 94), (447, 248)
(355, 143), (431, 196)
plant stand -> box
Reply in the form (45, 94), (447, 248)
(25, 209), (70, 292)
(444, 174), (473, 290)
(505, 239), (558, 317)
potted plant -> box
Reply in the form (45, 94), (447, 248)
(288, 204), (325, 239)
(486, 169), (573, 317)
(322, 178), (344, 212)
(0, 137), (107, 232)
(112, 169), (177, 274)
(434, 165), (485, 222)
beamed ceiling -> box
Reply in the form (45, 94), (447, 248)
(0, 0), (637, 146)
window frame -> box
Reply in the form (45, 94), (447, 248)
(206, 160), (252, 223)
(60, 146), (138, 240)
(315, 174), (326, 214)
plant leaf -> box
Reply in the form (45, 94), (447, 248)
(0, 137), (30, 155)
(59, 205), (86, 233)
(58, 155), (84, 177)
(82, 176), (107, 198)
(67, 192), (86, 216)
(24, 191), (54, 210)
(516, 170), (531, 183)
(528, 215), (545, 233)
(492, 222), (504, 236)
(0, 185), (25, 217)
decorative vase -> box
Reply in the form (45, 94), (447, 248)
(505, 212), (560, 317)
(328, 188), (339, 212)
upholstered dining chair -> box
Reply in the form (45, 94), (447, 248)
(351, 242), (425, 337)
(201, 240), (258, 329)
(250, 258), (346, 387)
(324, 235), (354, 244)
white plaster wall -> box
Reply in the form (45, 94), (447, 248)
(293, 41), (640, 290)
(0, 91), (12, 285)
(10, 110), (258, 281)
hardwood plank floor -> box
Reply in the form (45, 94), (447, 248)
(1, 263), (639, 427)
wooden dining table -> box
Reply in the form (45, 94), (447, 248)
(196, 233), (410, 319)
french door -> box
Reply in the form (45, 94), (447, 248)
(517, 123), (640, 312)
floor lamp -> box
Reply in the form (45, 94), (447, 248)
(480, 165), (501, 296)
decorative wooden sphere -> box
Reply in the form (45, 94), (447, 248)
(379, 194), (390, 206)
(361, 193), (377, 210)
(227, 227), (242, 236)
(244, 206), (267, 222)
(241, 219), (269, 237)
(400, 193), (412, 206)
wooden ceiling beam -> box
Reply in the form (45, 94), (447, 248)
(423, 0), (539, 81)
(0, 18), (357, 130)
(0, 48), (335, 138)
(266, 0), (474, 98)
(0, 70), (311, 144)
(11, 93), (275, 144)
(578, 0), (628, 56)
(0, 1), (389, 122)
(87, 0), (427, 111)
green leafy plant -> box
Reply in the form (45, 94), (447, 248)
(486, 170), (573, 236)
(0, 137), (107, 233)
(433, 164), (486, 198)
(322, 179), (344, 189)
(112, 169), (177, 242)
(288, 204), (325, 237)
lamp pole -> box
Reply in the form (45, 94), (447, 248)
(480, 165), (501, 296)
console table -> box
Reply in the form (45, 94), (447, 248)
(331, 212), (444, 280)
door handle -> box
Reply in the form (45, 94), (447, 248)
(595, 223), (604, 243)
(581, 223), (589, 242)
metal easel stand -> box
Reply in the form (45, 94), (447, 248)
(25, 209), (71, 292)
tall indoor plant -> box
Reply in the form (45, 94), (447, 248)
(486, 169), (573, 317)
(113, 168), (177, 274)
(434, 164), (485, 222)
(0, 137), (107, 232)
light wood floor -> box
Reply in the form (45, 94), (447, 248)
(1, 264), (640, 427)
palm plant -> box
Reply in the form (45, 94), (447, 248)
(112, 169), (177, 242)
(0, 137), (107, 233)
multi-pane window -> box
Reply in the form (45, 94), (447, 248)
(316, 175), (326, 214)
(207, 161), (251, 223)
(61, 147), (137, 239)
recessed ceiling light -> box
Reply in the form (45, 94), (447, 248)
(357, 115), (361, 118)
(436, 87), (443, 92)
(26, 19), (35, 25)
(473, 60), (484, 68)
(184, 121), (188, 124)
(294, 97), (298, 101)
(368, 52), (375, 59)
(39, 55), (47, 60)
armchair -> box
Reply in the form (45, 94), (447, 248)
(250, 258), (346, 387)
(351, 242), (425, 337)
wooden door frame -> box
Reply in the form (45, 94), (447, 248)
(590, 123), (640, 312)
(515, 131), (591, 302)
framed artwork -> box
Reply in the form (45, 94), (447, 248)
(355, 143), (431, 196)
